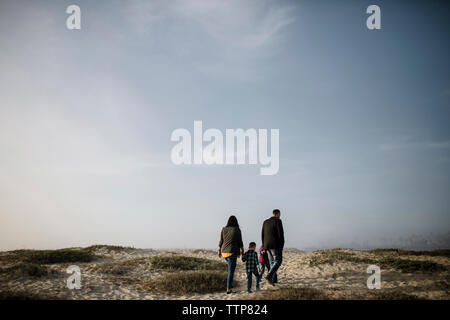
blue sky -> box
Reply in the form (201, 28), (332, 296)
(0, 0), (449, 250)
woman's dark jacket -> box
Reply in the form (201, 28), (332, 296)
(219, 226), (244, 255)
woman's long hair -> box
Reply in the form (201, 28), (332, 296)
(226, 215), (239, 228)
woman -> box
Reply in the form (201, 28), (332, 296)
(218, 215), (244, 294)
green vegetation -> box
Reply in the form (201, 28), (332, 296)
(84, 245), (134, 253)
(367, 290), (420, 300)
(309, 249), (447, 273)
(142, 270), (231, 295)
(0, 289), (61, 300)
(0, 263), (54, 278)
(0, 248), (96, 264)
(192, 249), (215, 254)
(92, 258), (151, 275)
(150, 256), (227, 271)
(255, 287), (329, 300)
(92, 262), (134, 275)
(253, 287), (421, 300)
(369, 248), (450, 257)
(379, 257), (447, 273)
(309, 250), (375, 267)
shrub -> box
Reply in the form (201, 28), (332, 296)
(84, 245), (134, 253)
(0, 263), (57, 278)
(255, 287), (329, 300)
(367, 290), (420, 300)
(379, 258), (447, 273)
(142, 270), (231, 295)
(0, 289), (61, 300)
(309, 250), (376, 267)
(92, 262), (133, 275)
(18, 263), (52, 277)
(1, 249), (96, 264)
(309, 249), (447, 273)
(369, 248), (450, 257)
(150, 256), (226, 271)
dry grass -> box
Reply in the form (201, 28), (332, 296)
(379, 257), (447, 273)
(150, 256), (227, 271)
(84, 245), (134, 253)
(0, 248), (96, 264)
(92, 257), (152, 275)
(0, 289), (63, 300)
(0, 262), (59, 279)
(369, 248), (450, 257)
(309, 250), (375, 267)
(366, 290), (420, 300)
(92, 262), (134, 275)
(253, 287), (421, 300)
(141, 270), (232, 295)
(192, 249), (216, 254)
(309, 249), (447, 273)
(255, 287), (329, 300)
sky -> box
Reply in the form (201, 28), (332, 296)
(0, 0), (449, 251)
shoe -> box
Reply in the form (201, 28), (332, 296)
(266, 276), (274, 285)
(256, 287), (261, 291)
(248, 290), (252, 293)
(226, 289), (232, 294)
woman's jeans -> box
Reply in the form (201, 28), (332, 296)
(225, 256), (237, 290)
(267, 249), (283, 283)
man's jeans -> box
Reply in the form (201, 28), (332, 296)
(225, 256), (237, 290)
(267, 249), (283, 283)
(247, 270), (260, 292)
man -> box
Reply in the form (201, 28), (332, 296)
(261, 209), (284, 285)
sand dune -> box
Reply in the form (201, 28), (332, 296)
(0, 246), (448, 300)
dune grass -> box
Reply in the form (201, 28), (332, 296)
(0, 245), (138, 266)
(369, 248), (450, 257)
(309, 250), (375, 267)
(92, 257), (152, 275)
(150, 256), (227, 271)
(142, 270), (231, 295)
(0, 248), (96, 265)
(92, 262), (134, 276)
(0, 262), (57, 279)
(379, 257), (447, 273)
(309, 249), (447, 273)
(0, 289), (62, 300)
(253, 287), (421, 300)
(84, 245), (134, 253)
(255, 287), (329, 300)
(367, 290), (420, 300)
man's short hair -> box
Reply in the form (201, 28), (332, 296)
(273, 209), (280, 215)
(249, 242), (256, 247)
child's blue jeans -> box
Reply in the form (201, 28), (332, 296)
(247, 270), (260, 292)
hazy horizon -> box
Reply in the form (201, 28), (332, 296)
(1, 0), (449, 251)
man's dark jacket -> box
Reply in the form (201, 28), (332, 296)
(261, 217), (285, 250)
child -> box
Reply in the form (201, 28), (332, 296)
(242, 242), (261, 293)
(258, 245), (271, 281)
